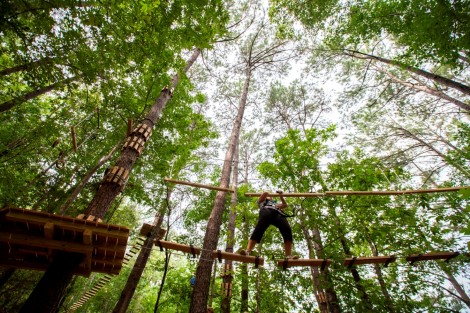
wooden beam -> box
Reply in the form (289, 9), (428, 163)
(164, 178), (234, 193)
(0, 232), (93, 255)
(245, 186), (468, 197)
(343, 256), (396, 267)
(139, 223), (166, 238)
(155, 240), (201, 256)
(276, 258), (332, 268)
(246, 192), (324, 198)
(406, 252), (460, 264)
(71, 126), (77, 152)
(44, 223), (55, 240)
(127, 118), (133, 137)
(212, 250), (264, 266)
(3, 210), (129, 242)
(154, 240), (264, 265)
(83, 229), (93, 245)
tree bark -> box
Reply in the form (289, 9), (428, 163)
(240, 206), (250, 312)
(19, 252), (84, 313)
(190, 68), (251, 313)
(113, 214), (165, 313)
(344, 49), (470, 96)
(0, 77), (76, 113)
(221, 142), (239, 312)
(19, 48), (201, 313)
(311, 227), (342, 313)
(299, 218), (329, 313)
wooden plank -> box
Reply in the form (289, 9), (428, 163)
(91, 258), (123, 267)
(83, 229), (93, 245)
(0, 232), (94, 255)
(127, 118), (132, 137)
(3, 211), (129, 241)
(343, 256), (396, 267)
(406, 252), (459, 264)
(154, 240), (264, 265)
(44, 223), (55, 239)
(245, 192), (324, 198)
(276, 258), (332, 268)
(212, 250), (264, 265)
(164, 178), (234, 193)
(154, 240), (201, 256)
(139, 223), (166, 238)
(245, 187), (468, 198)
(1, 208), (126, 232)
(71, 126), (77, 152)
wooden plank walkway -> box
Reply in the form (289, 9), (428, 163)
(154, 240), (264, 266)
(0, 207), (129, 276)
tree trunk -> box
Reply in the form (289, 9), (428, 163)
(438, 263), (470, 309)
(391, 126), (470, 179)
(113, 213), (165, 313)
(19, 48), (201, 313)
(376, 67), (470, 112)
(0, 77), (76, 113)
(240, 206), (250, 312)
(299, 217), (329, 313)
(59, 139), (123, 215)
(365, 235), (395, 313)
(221, 142), (239, 312)
(153, 248), (171, 313)
(344, 49), (470, 96)
(332, 213), (373, 312)
(19, 252), (84, 313)
(0, 57), (53, 76)
(190, 68), (251, 313)
(311, 227), (341, 313)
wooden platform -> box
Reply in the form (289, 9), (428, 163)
(155, 240), (264, 266)
(343, 256), (396, 268)
(0, 207), (130, 276)
(406, 252), (460, 265)
(277, 258), (332, 269)
(139, 223), (166, 238)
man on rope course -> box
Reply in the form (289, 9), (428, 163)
(239, 190), (298, 259)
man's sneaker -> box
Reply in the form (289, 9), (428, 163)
(286, 255), (299, 259)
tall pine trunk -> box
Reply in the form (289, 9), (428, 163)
(310, 226), (342, 313)
(298, 218), (329, 313)
(113, 212), (166, 313)
(190, 68), (251, 313)
(240, 207), (250, 312)
(221, 142), (239, 312)
(19, 49), (201, 313)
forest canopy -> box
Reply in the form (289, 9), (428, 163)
(0, 0), (469, 312)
